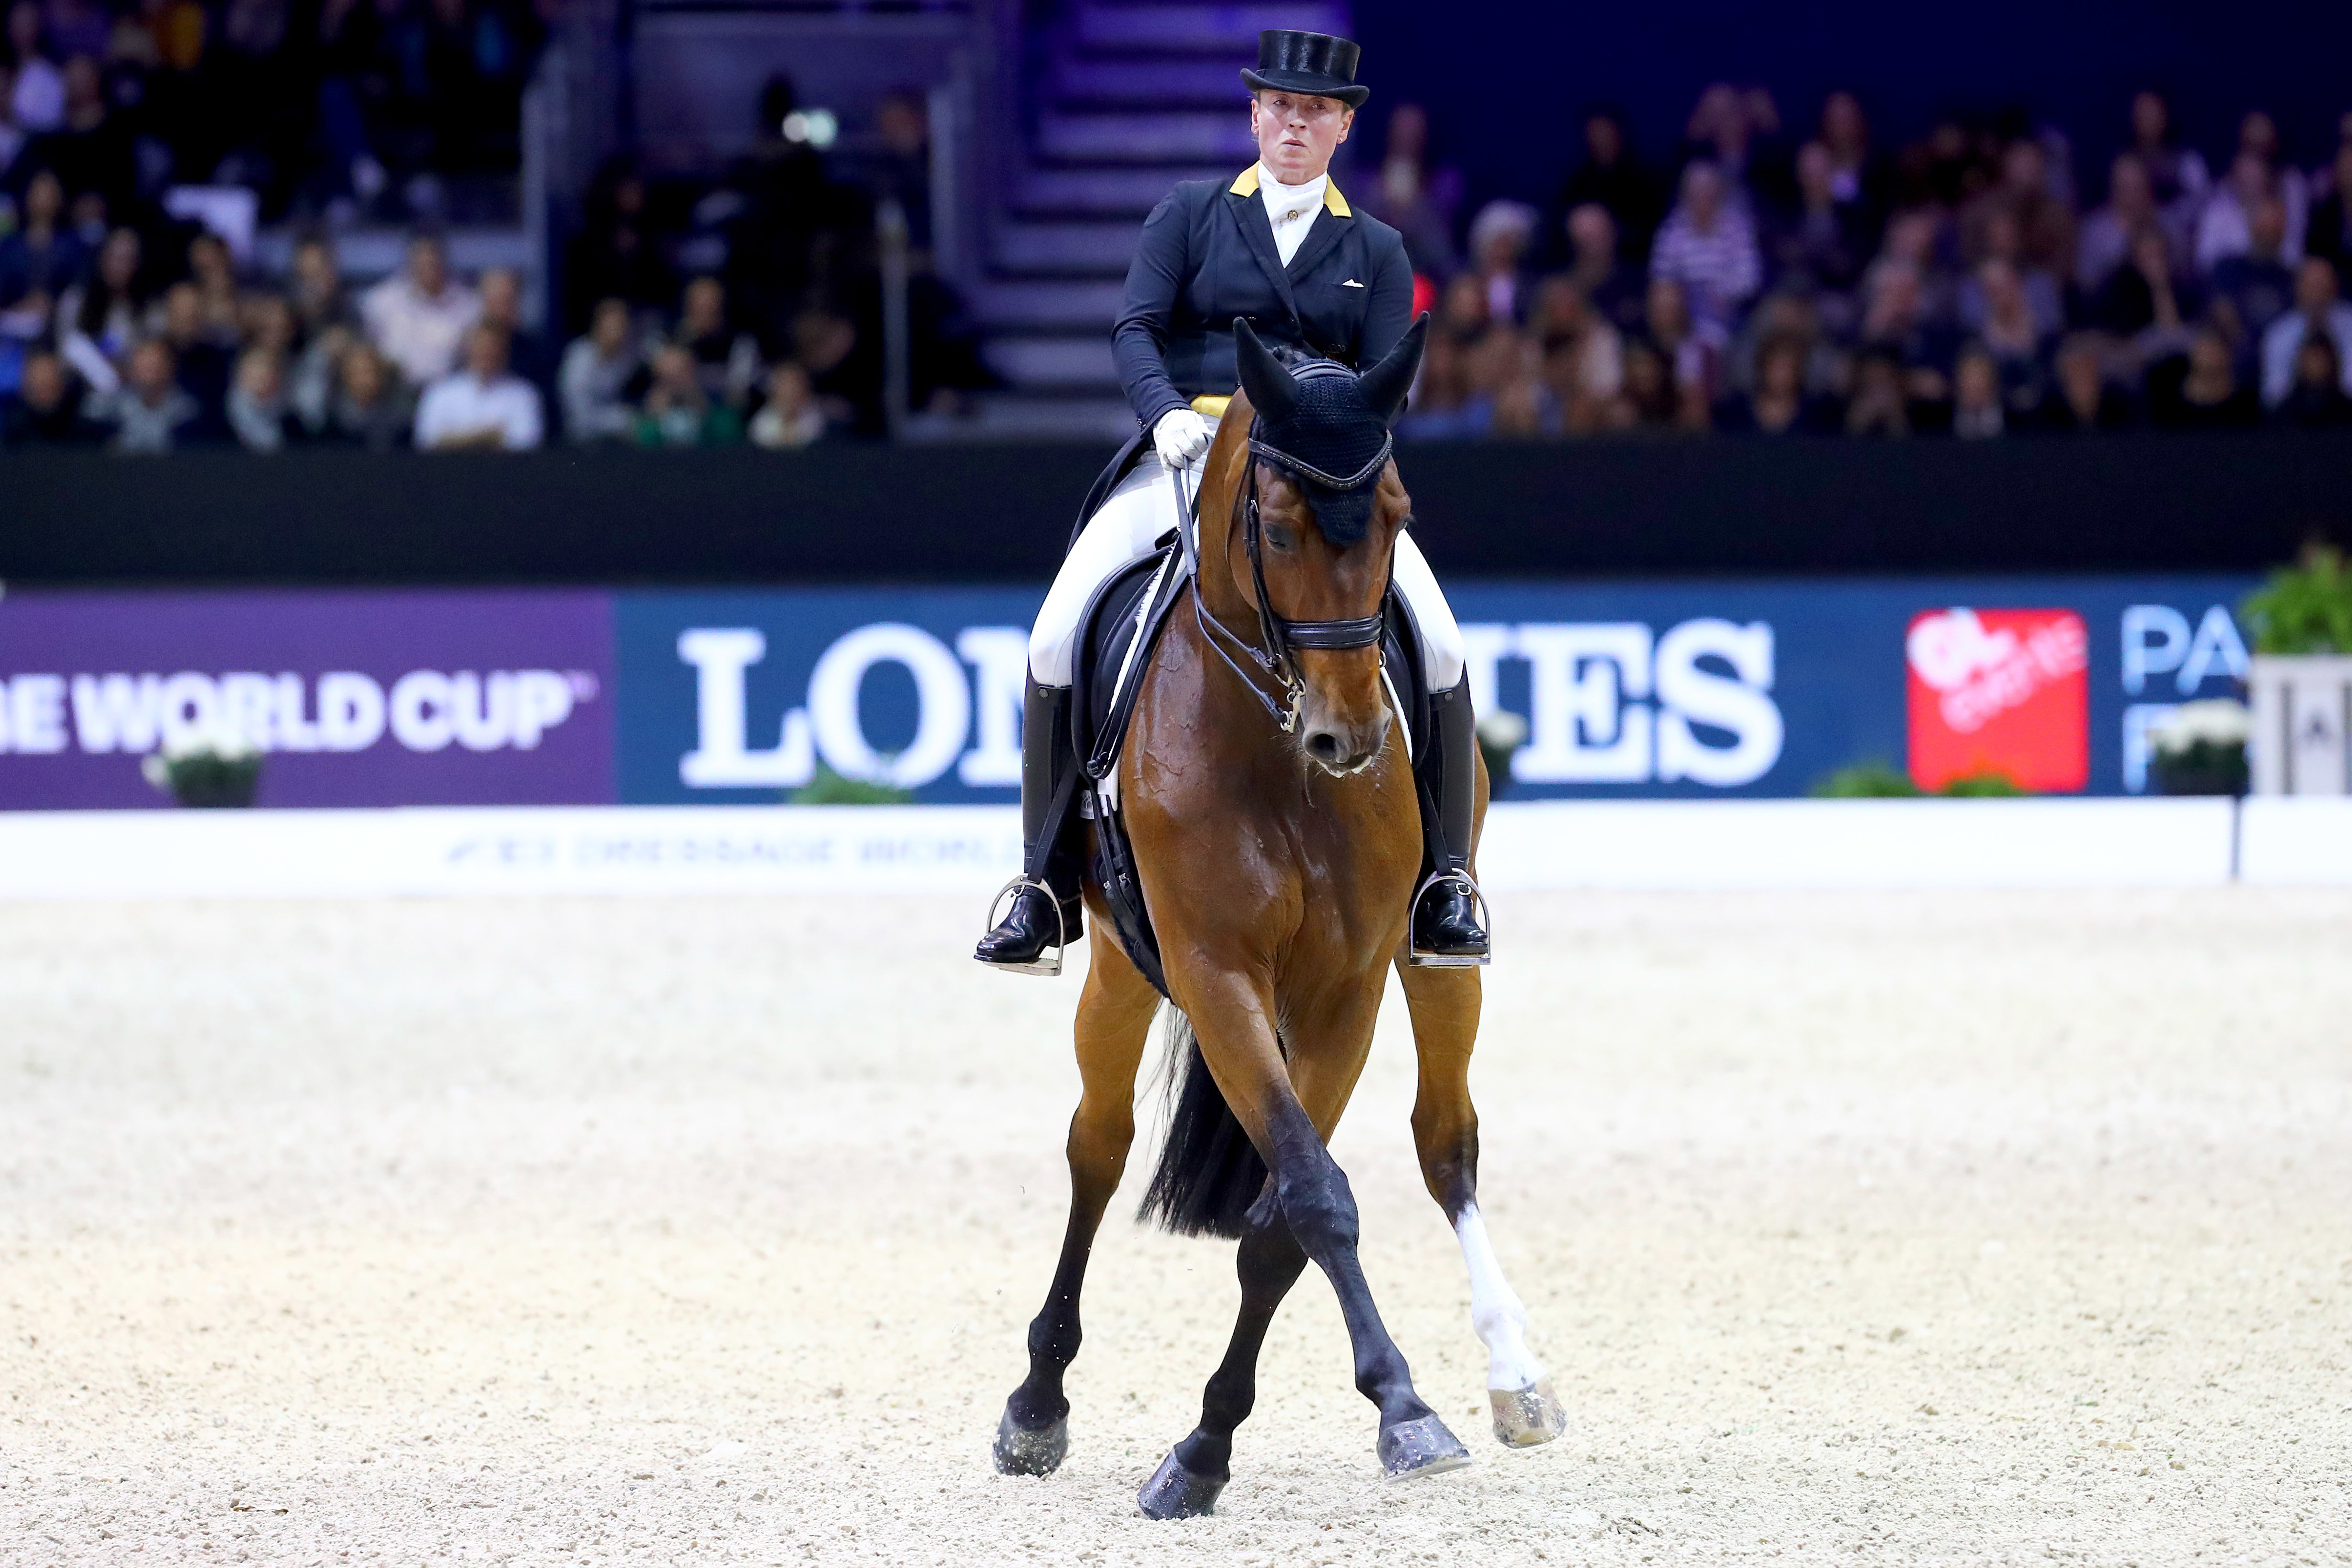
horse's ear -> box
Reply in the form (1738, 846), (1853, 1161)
(1232, 317), (1299, 422)
(1358, 312), (1429, 425)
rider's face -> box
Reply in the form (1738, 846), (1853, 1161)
(1250, 91), (1352, 185)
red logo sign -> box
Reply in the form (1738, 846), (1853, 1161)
(1905, 608), (2088, 792)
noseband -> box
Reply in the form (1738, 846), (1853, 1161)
(1178, 418), (1393, 733)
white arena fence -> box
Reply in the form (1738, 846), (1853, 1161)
(0, 799), (2347, 900)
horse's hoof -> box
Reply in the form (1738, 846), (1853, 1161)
(1378, 1413), (1474, 1481)
(1136, 1449), (1224, 1519)
(991, 1406), (1069, 1477)
(1489, 1379), (1569, 1447)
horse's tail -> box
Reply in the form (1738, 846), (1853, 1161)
(1135, 1007), (1268, 1239)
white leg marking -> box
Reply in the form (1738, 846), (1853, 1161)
(1454, 1202), (1546, 1392)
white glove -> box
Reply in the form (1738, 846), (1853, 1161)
(1152, 408), (1214, 471)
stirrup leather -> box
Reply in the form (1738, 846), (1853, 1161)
(980, 875), (1071, 978)
(1407, 867), (1492, 969)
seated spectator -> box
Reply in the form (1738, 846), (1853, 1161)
(1650, 160), (1759, 329)
(155, 280), (233, 439)
(2076, 154), (2170, 295)
(0, 169), (83, 336)
(565, 160), (675, 333)
(748, 361), (825, 448)
(414, 324), (541, 451)
(1530, 277), (1624, 433)
(288, 237), (351, 345)
(2196, 150), (2298, 276)
(1560, 203), (1647, 335)
(1714, 334), (1836, 434)
(1434, 269), (1491, 350)
(1961, 139), (2074, 279)
(2148, 326), (2260, 430)
(0, 345), (99, 444)
(362, 235), (479, 389)
(672, 275), (763, 407)
(1816, 91), (1890, 242)
(1682, 83), (1781, 203)
(92, 337), (197, 452)
(478, 267), (551, 392)
(1962, 210), (2063, 335)
(1771, 141), (1871, 303)
(2127, 90), (2208, 233)
(2035, 336), (2135, 432)
(316, 342), (411, 451)
(54, 224), (142, 389)
(1970, 258), (2051, 414)
(558, 297), (642, 444)
(1361, 103), (1461, 278)
(2095, 229), (2199, 344)
(2260, 258), (2352, 406)
(1610, 337), (1679, 432)
(8, 3), (65, 132)
(185, 232), (242, 345)
(2272, 332), (2352, 429)
(1950, 343), (2005, 439)
(2309, 142), (2352, 289)
(2210, 196), (2298, 346)
(632, 342), (742, 448)
(225, 348), (302, 452)
(1465, 201), (1537, 325)
(1549, 108), (1662, 265)
(790, 304), (881, 436)
(1858, 259), (1955, 396)
(1636, 275), (1721, 428)
(1844, 347), (1911, 436)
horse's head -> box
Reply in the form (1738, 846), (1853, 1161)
(1207, 314), (1427, 776)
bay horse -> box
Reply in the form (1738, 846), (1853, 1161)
(990, 317), (1566, 1517)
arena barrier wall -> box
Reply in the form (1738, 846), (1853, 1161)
(2, 435), (2348, 585)
(0, 576), (2258, 808)
(2, 797), (2346, 898)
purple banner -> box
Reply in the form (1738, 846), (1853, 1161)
(0, 590), (616, 808)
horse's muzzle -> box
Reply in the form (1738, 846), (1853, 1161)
(1300, 706), (1391, 776)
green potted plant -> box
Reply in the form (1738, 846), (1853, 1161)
(2149, 700), (2251, 795)
(2242, 544), (2352, 794)
(141, 732), (263, 808)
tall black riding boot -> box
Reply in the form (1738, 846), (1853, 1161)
(1409, 676), (1491, 965)
(975, 681), (1087, 974)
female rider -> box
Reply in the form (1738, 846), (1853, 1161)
(976, 29), (1488, 971)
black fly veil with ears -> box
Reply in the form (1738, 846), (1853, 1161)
(1233, 314), (1428, 546)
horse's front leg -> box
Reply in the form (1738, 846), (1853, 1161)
(992, 914), (1160, 1476)
(1142, 968), (1470, 1512)
(1396, 959), (1568, 1447)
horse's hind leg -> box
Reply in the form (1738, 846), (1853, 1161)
(992, 917), (1160, 1476)
(1396, 959), (1568, 1447)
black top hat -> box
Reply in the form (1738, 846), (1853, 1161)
(1240, 30), (1368, 109)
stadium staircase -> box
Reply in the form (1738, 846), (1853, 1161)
(961, 0), (1351, 437)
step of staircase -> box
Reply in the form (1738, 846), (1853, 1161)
(1035, 109), (1257, 164)
(1073, 2), (1348, 55)
(1010, 165), (1232, 218)
(985, 334), (1120, 390)
(1048, 54), (1251, 108)
(990, 219), (1145, 275)
(967, 279), (1128, 330)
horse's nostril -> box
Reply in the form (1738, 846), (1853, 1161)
(1306, 732), (1342, 763)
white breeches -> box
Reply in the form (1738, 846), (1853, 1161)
(1027, 451), (1466, 692)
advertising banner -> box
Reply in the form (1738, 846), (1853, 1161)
(0, 576), (2256, 808)
(0, 590), (615, 808)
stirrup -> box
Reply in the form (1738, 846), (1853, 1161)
(979, 875), (1071, 978)
(1407, 867), (1492, 969)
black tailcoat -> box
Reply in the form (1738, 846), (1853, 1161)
(1112, 168), (1415, 431)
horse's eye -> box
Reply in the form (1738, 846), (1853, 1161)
(1264, 523), (1296, 552)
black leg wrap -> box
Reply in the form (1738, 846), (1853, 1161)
(1409, 677), (1490, 964)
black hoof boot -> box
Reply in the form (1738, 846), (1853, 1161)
(1378, 1413), (1474, 1481)
(991, 1404), (1070, 1477)
(1408, 873), (1489, 966)
(1136, 1450), (1225, 1518)
(975, 882), (1079, 976)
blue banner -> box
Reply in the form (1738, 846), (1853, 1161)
(610, 575), (2259, 804)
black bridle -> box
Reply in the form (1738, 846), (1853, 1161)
(1177, 420), (1393, 733)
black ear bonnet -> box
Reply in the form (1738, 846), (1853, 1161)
(1230, 315), (1427, 546)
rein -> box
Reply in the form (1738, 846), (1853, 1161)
(1173, 422), (1392, 734)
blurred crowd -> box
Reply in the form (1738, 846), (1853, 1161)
(0, 63), (992, 452)
(1367, 88), (2352, 439)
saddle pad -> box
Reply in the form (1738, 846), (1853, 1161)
(1066, 554), (1432, 1004)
